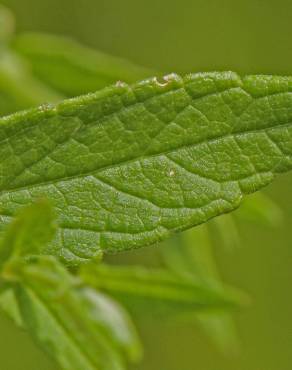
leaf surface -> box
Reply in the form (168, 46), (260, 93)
(1, 72), (292, 264)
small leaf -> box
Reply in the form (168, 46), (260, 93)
(234, 192), (283, 227)
(1, 72), (292, 264)
(81, 263), (247, 318)
(0, 286), (23, 327)
(0, 200), (56, 266)
(162, 226), (218, 281)
(0, 5), (15, 45)
(13, 32), (155, 96)
(195, 312), (239, 355)
(212, 214), (240, 251)
(161, 226), (240, 354)
(0, 51), (63, 116)
(2, 256), (141, 370)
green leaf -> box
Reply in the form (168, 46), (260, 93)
(13, 32), (155, 96)
(1, 72), (292, 264)
(0, 51), (63, 116)
(234, 192), (283, 227)
(162, 226), (219, 282)
(81, 263), (247, 318)
(0, 200), (56, 267)
(161, 226), (239, 354)
(0, 5), (15, 45)
(2, 256), (141, 370)
(195, 312), (239, 355)
(212, 214), (240, 251)
(0, 286), (23, 327)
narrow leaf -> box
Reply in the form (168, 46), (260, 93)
(0, 72), (292, 264)
(195, 312), (239, 355)
(234, 192), (283, 227)
(81, 263), (247, 318)
(13, 32), (155, 96)
(0, 5), (15, 45)
(162, 226), (239, 353)
(0, 51), (63, 116)
(162, 226), (219, 282)
(212, 214), (240, 251)
(0, 286), (23, 327)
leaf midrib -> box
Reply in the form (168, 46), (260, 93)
(0, 69), (291, 195)
(1, 118), (291, 197)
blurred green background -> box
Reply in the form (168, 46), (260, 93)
(1, 0), (292, 369)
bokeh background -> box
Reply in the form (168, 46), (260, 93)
(1, 0), (292, 369)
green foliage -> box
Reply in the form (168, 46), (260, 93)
(0, 6), (290, 370)
(161, 226), (240, 353)
(13, 32), (155, 96)
(0, 202), (141, 370)
(0, 5), (14, 44)
(0, 200), (55, 267)
(235, 192), (283, 226)
(81, 263), (246, 318)
(0, 201), (245, 370)
(0, 8), (62, 117)
(0, 72), (292, 264)
(13, 256), (141, 370)
(0, 51), (63, 116)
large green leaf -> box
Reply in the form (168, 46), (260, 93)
(0, 72), (292, 264)
(13, 32), (155, 96)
